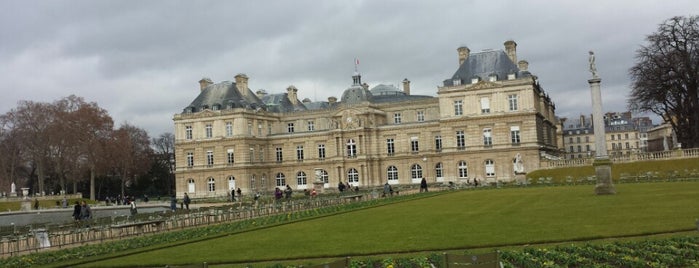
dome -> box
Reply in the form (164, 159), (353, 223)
(370, 84), (405, 96)
(341, 85), (373, 105)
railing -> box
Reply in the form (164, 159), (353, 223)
(0, 188), (430, 257)
(542, 148), (699, 169)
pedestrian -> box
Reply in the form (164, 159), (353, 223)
(236, 188), (242, 199)
(183, 193), (191, 210)
(61, 196), (67, 208)
(338, 181), (345, 193)
(274, 187), (283, 201)
(231, 188), (236, 202)
(383, 182), (391, 197)
(311, 188), (317, 198)
(79, 200), (92, 221)
(170, 194), (177, 211)
(130, 198), (138, 216)
(72, 201), (81, 221)
(284, 185), (292, 199)
(33, 199), (39, 210)
(420, 178), (428, 192)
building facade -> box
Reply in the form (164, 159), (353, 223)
(562, 112), (654, 159)
(173, 41), (559, 199)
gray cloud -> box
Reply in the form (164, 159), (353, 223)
(1, 0), (695, 136)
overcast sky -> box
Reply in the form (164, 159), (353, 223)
(1, 1), (696, 137)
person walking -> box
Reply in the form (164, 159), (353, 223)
(79, 200), (92, 221)
(170, 194), (177, 212)
(383, 182), (391, 197)
(183, 193), (191, 210)
(72, 201), (81, 221)
(129, 198), (138, 216)
(420, 178), (428, 192)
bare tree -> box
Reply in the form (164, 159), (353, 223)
(0, 116), (25, 193)
(108, 124), (153, 197)
(152, 132), (175, 194)
(629, 16), (699, 148)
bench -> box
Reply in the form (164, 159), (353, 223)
(110, 220), (165, 236)
(341, 194), (363, 201)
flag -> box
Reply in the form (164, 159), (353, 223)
(355, 58), (359, 65)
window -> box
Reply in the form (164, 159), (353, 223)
(435, 135), (443, 151)
(435, 163), (443, 178)
(347, 168), (359, 183)
(508, 94), (518, 111)
(394, 113), (402, 124)
(275, 173), (286, 187)
(206, 150), (214, 166)
(225, 122), (233, 137)
(386, 138), (395, 156)
(227, 149), (234, 165)
(268, 123), (272, 135)
(249, 147), (254, 163)
(458, 161), (468, 178)
(185, 126), (193, 140)
(417, 111), (425, 122)
(207, 177), (215, 192)
(296, 145), (304, 161)
(510, 126), (521, 144)
(258, 124), (262, 136)
(569, 146), (574, 152)
(205, 124), (213, 138)
(319, 169), (329, 183)
(275, 147), (283, 162)
(585, 136), (590, 142)
(485, 159), (495, 177)
(411, 164), (423, 179)
(625, 142), (630, 149)
(250, 175), (256, 190)
(576, 137), (581, 143)
(317, 144), (326, 160)
(569, 137), (574, 143)
(617, 134), (621, 140)
(297, 171), (307, 186)
(387, 166), (398, 182)
(611, 135), (615, 140)
(247, 122), (252, 135)
(307, 120), (315, 131)
(625, 133), (629, 140)
(287, 123), (295, 133)
(456, 130), (466, 150)
(186, 152), (194, 167)
(454, 100), (463, 116)
(577, 145), (582, 152)
(480, 98), (490, 114)
(453, 78), (461, 86)
(347, 139), (357, 158)
(507, 73), (516, 80)
(483, 128), (492, 146)
(258, 145), (264, 162)
(187, 178), (195, 193)
(471, 77), (479, 84)
(410, 137), (419, 153)
(488, 75), (497, 82)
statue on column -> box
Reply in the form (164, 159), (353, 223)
(11, 182), (15, 194)
(588, 51), (598, 78)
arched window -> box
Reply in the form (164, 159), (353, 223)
(276, 173), (286, 187)
(411, 164), (423, 179)
(346, 139), (357, 157)
(228, 176), (236, 191)
(435, 163), (443, 179)
(485, 159), (495, 177)
(347, 168), (359, 183)
(250, 175), (256, 190)
(187, 178), (195, 193)
(387, 166), (398, 182)
(319, 169), (329, 183)
(297, 171), (307, 186)
(207, 177), (215, 192)
(458, 161), (468, 178)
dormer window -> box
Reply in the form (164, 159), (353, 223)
(201, 105), (209, 110)
(488, 74), (497, 82)
(471, 77), (480, 84)
(212, 104), (220, 111)
(453, 78), (461, 86)
(507, 73), (516, 80)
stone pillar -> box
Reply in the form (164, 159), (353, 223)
(588, 76), (616, 195)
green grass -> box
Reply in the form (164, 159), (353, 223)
(527, 158), (699, 184)
(80, 181), (699, 267)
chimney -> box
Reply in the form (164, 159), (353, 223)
(361, 83), (369, 90)
(328, 96), (337, 104)
(256, 89), (267, 98)
(198, 77), (213, 91)
(580, 115), (586, 127)
(457, 46), (470, 65)
(518, 60), (529, 71)
(235, 73), (249, 96)
(402, 78), (411, 95)
(504, 40), (517, 63)
(286, 85), (298, 105)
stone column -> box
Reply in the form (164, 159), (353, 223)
(589, 75), (616, 195)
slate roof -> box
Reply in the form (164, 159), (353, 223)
(183, 81), (264, 113)
(442, 50), (531, 86)
(260, 93), (307, 113)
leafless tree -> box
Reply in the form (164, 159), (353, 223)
(152, 132), (175, 194)
(629, 16), (699, 148)
(108, 123), (153, 197)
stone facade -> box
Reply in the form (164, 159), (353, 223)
(173, 41), (559, 199)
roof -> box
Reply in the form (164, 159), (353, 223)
(260, 93), (307, 113)
(183, 81), (264, 113)
(443, 50), (530, 86)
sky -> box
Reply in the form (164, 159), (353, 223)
(0, 1), (696, 137)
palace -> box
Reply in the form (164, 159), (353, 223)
(173, 40), (559, 199)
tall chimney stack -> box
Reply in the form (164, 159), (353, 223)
(286, 85), (298, 105)
(504, 40), (517, 63)
(457, 46), (470, 65)
(517, 60), (529, 71)
(235, 73), (249, 96)
(402, 78), (411, 95)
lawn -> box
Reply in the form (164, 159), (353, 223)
(79, 182), (699, 267)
